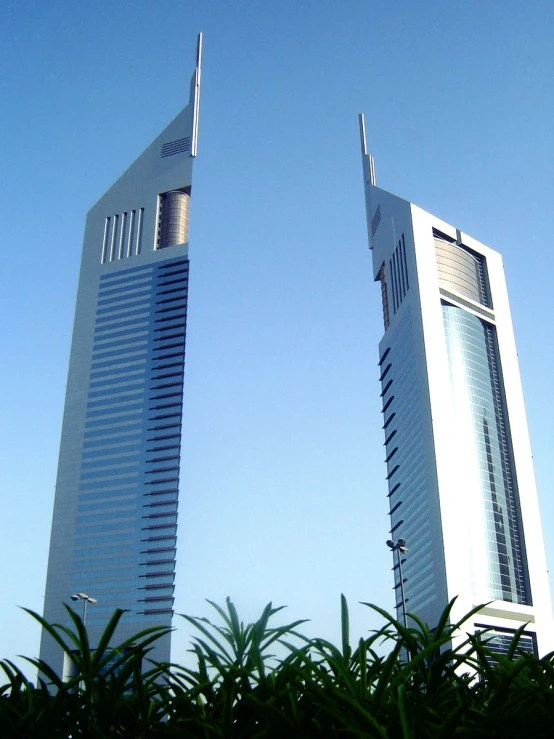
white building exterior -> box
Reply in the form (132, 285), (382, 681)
(359, 115), (554, 657)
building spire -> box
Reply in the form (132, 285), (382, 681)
(358, 113), (376, 186)
(190, 32), (202, 157)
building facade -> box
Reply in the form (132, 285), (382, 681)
(359, 115), (554, 656)
(40, 36), (202, 676)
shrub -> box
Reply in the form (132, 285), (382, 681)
(1, 598), (553, 737)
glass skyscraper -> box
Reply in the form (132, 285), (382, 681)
(40, 36), (202, 676)
(359, 114), (554, 656)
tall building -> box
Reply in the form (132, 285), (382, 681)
(359, 115), (554, 657)
(40, 36), (202, 676)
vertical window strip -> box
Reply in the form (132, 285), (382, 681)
(392, 251), (399, 309)
(155, 196), (163, 251)
(389, 259), (396, 313)
(394, 249), (402, 306)
(109, 215), (119, 262)
(381, 268), (390, 329)
(136, 208), (144, 255)
(101, 217), (111, 264)
(397, 242), (406, 299)
(117, 212), (126, 260)
(127, 211), (135, 258)
(402, 234), (409, 290)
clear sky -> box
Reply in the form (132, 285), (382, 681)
(1, 0), (553, 671)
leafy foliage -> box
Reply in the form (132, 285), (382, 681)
(1, 598), (554, 737)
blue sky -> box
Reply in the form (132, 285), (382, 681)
(1, 0), (553, 669)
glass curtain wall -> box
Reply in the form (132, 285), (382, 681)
(442, 304), (530, 605)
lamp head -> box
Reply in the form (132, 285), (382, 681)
(386, 539), (395, 549)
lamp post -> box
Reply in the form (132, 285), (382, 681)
(386, 538), (408, 628)
(71, 592), (97, 625)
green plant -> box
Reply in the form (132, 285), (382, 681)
(2, 598), (554, 738)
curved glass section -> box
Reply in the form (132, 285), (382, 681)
(435, 239), (490, 308)
(443, 304), (530, 604)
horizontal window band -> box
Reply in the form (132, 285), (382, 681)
(152, 372), (184, 382)
(85, 416), (143, 430)
(141, 533), (177, 542)
(387, 482), (401, 497)
(153, 343), (185, 353)
(139, 571), (175, 579)
(386, 465), (399, 480)
(93, 339), (149, 355)
(157, 287), (187, 297)
(390, 519), (404, 534)
(145, 466), (180, 475)
(97, 289), (152, 306)
(154, 318), (187, 334)
(91, 352), (148, 369)
(146, 446), (180, 456)
(101, 263), (154, 281)
(157, 276), (188, 287)
(383, 413), (396, 430)
(378, 347), (391, 366)
(88, 385), (145, 400)
(152, 351), (184, 360)
(94, 317), (149, 334)
(384, 429), (397, 447)
(93, 328), (149, 345)
(148, 414), (181, 423)
(156, 295), (187, 306)
(380, 379), (393, 397)
(157, 259), (189, 270)
(146, 455), (180, 465)
(96, 297), (151, 313)
(389, 500), (402, 516)
(155, 304), (187, 315)
(379, 363), (392, 383)
(140, 609), (174, 615)
(382, 396), (394, 414)
(156, 279), (187, 288)
(86, 400), (144, 413)
(157, 272), (188, 283)
(150, 392), (183, 401)
(140, 560), (175, 567)
(157, 267), (188, 278)
(98, 281), (151, 298)
(145, 477), (179, 486)
(384, 447), (398, 464)
(150, 362), (183, 372)
(153, 338), (185, 349)
(151, 383), (183, 392)
(95, 308), (150, 324)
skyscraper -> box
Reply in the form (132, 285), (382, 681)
(359, 115), (554, 657)
(40, 35), (202, 676)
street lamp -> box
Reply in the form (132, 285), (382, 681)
(71, 592), (97, 624)
(386, 538), (408, 628)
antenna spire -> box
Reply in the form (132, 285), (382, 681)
(358, 113), (376, 186)
(190, 32), (202, 157)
